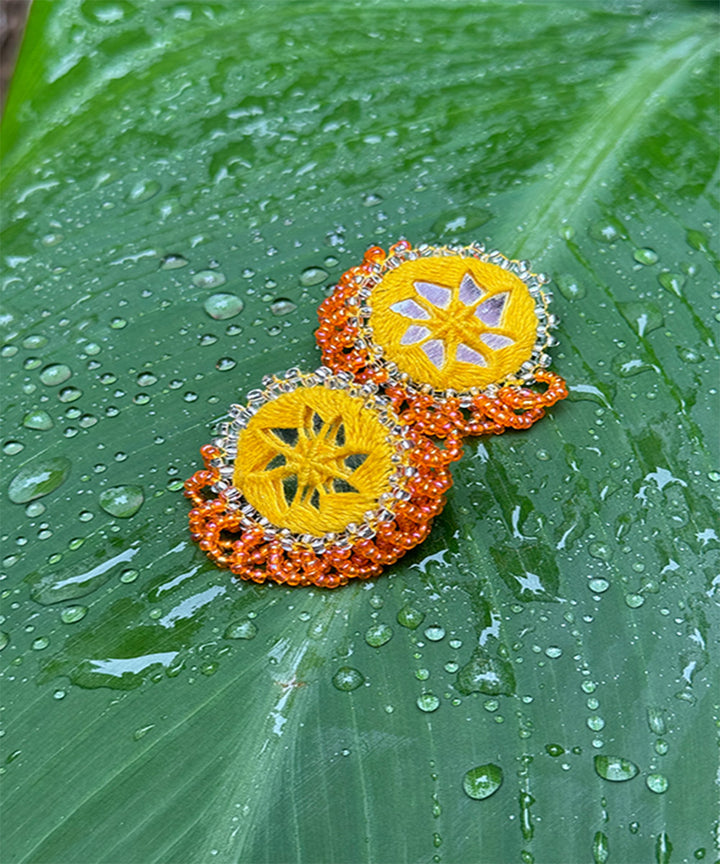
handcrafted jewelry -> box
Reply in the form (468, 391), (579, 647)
(317, 240), (568, 437)
(185, 367), (461, 588)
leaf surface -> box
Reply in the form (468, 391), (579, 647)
(1, 3), (718, 862)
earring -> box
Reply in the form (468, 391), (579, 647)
(316, 240), (567, 438)
(185, 366), (462, 588)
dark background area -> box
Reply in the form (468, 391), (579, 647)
(1, 0), (31, 113)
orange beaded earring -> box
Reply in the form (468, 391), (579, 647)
(185, 367), (462, 588)
(317, 240), (568, 439)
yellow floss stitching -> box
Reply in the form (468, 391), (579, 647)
(369, 257), (538, 391)
(233, 387), (394, 536)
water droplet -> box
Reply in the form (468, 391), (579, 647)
(686, 229), (709, 251)
(270, 298), (297, 316)
(693, 848), (706, 860)
(658, 271), (685, 296)
(457, 647), (516, 696)
(32, 636), (50, 650)
(137, 372), (157, 387)
(612, 352), (655, 378)
(416, 693), (440, 712)
(1, 344), (18, 357)
(544, 646), (562, 659)
(646, 707), (667, 735)
(587, 715), (605, 731)
(618, 302), (664, 337)
(589, 222), (621, 243)
(545, 743), (564, 757)
(24, 357), (42, 370)
(215, 357), (236, 372)
(424, 625), (446, 642)
(633, 247), (659, 265)
(625, 593), (645, 608)
(588, 541), (612, 562)
(60, 605), (88, 624)
(676, 345), (704, 364)
(656, 831), (673, 864)
(23, 334), (48, 349)
(22, 410), (53, 430)
(646, 773), (668, 794)
(39, 363), (72, 386)
(0, 632), (8, 651)
(25, 501), (46, 517)
(362, 192), (383, 207)
(53, 689), (66, 700)
(654, 739), (669, 755)
(397, 605), (425, 629)
(8, 457), (72, 503)
(555, 273), (586, 300)
(592, 831), (609, 864)
(588, 578), (610, 593)
(193, 270), (226, 289)
(98, 485), (144, 518)
(462, 763), (503, 800)
(120, 569), (138, 584)
(128, 179), (161, 202)
(160, 254), (188, 270)
(204, 292), (244, 319)
(58, 386), (83, 403)
(332, 666), (364, 691)
(593, 754), (639, 782)
(224, 620), (258, 640)
(364, 623), (393, 647)
(299, 266), (328, 287)
(110, 317), (127, 329)
(3, 440), (24, 455)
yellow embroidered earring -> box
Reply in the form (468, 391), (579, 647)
(185, 367), (461, 588)
(317, 240), (568, 438)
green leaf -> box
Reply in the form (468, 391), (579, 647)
(1, 2), (717, 862)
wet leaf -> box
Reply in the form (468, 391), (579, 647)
(1, 2), (717, 863)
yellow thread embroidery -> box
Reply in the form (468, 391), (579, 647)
(233, 387), (394, 536)
(369, 257), (539, 391)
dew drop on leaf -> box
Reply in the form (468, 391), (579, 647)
(8, 456), (72, 503)
(592, 831), (609, 864)
(593, 754), (639, 782)
(223, 620), (258, 640)
(22, 410), (53, 430)
(60, 605), (88, 624)
(270, 298), (297, 316)
(397, 605), (425, 629)
(98, 485), (144, 518)
(193, 270), (226, 289)
(646, 773), (669, 794)
(416, 693), (440, 712)
(160, 254), (188, 270)
(364, 623), (393, 647)
(332, 666), (364, 691)
(204, 292), (244, 319)
(39, 364), (72, 386)
(299, 266), (328, 287)
(462, 763), (503, 800)
(632, 247), (659, 265)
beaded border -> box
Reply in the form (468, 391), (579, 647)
(185, 366), (462, 588)
(317, 240), (568, 437)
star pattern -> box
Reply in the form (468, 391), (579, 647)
(389, 272), (516, 370)
(247, 405), (369, 511)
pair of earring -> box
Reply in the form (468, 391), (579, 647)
(185, 240), (568, 588)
